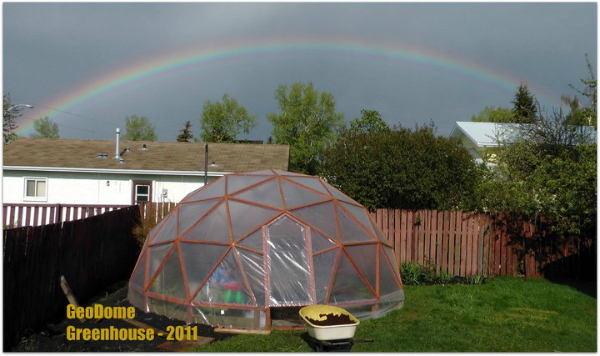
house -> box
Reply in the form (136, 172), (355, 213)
(450, 121), (596, 163)
(2, 136), (289, 206)
(450, 121), (520, 163)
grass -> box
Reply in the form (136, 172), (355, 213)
(195, 277), (596, 352)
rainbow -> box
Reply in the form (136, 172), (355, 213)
(16, 38), (562, 135)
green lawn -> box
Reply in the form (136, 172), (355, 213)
(195, 277), (596, 352)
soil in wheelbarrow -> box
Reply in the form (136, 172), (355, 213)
(306, 313), (356, 326)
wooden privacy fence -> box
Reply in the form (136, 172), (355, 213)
(3, 203), (131, 228)
(133, 202), (596, 279)
(370, 209), (596, 279)
(3, 206), (141, 349)
(140, 203), (597, 278)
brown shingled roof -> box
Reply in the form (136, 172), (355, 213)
(3, 138), (289, 173)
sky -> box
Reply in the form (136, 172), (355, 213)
(3, 2), (597, 142)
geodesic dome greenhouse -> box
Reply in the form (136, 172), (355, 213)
(128, 169), (404, 329)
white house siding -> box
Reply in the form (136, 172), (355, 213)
(2, 170), (219, 205)
(457, 134), (481, 160)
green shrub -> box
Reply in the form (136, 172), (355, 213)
(419, 260), (437, 283)
(400, 262), (421, 285)
(469, 275), (484, 285)
(440, 269), (452, 284)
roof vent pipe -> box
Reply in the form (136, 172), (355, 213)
(114, 128), (121, 159)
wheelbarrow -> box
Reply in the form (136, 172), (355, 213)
(299, 305), (373, 352)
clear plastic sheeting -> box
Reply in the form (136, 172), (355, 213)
(234, 179), (284, 209)
(128, 170), (404, 330)
(267, 216), (311, 306)
(194, 250), (253, 305)
(190, 306), (266, 329)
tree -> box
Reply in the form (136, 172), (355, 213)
(30, 116), (60, 139)
(123, 115), (157, 141)
(561, 95), (588, 126)
(177, 121), (194, 142)
(475, 106), (596, 239)
(268, 81), (344, 174)
(320, 123), (479, 211)
(470, 106), (514, 123)
(199, 94), (256, 143)
(349, 109), (390, 134)
(3, 93), (21, 145)
(568, 53), (597, 127)
(511, 84), (537, 124)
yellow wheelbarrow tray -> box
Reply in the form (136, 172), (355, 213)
(299, 305), (360, 341)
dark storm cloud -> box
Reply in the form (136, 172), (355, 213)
(3, 3), (596, 141)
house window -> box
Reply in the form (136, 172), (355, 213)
(133, 181), (152, 204)
(24, 178), (47, 201)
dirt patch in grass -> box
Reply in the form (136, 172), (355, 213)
(10, 281), (230, 352)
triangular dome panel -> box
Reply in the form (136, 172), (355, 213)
(371, 219), (389, 244)
(234, 179), (283, 209)
(150, 214), (178, 244)
(180, 243), (229, 298)
(283, 177), (330, 196)
(227, 175), (270, 195)
(281, 180), (329, 209)
(228, 200), (281, 240)
(336, 204), (375, 243)
(329, 251), (375, 303)
(383, 246), (402, 283)
(312, 248), (339, 304)
(327, 185), (360, 205)
(193, 250), (253, 305)
(130, 251), (147, 289)
(146, 243), (173, 289)
(380, 248), (402, 296)
(237, 249), (266, 307)
(237, 228), (264, 250)
(290, 201), (338, 241)
(346, 244), (377, 292)
(185, 178), (226, 202)
(178, 199), (220, 236)
(310, 229), (337, 253)
(340, 202), (375, 236)
(181, 202), (231, 243)
(149, 246), (187, 300)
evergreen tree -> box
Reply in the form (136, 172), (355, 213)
(512, 84), (537, 124)
(177, 121), (194, 142)
(3, 93), (21, 145)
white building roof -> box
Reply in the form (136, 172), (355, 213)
(450, 121), (520, 148)
(450, 121), (596, 148)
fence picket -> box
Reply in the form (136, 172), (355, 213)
(400, 210), (407, 263)
(429, 210), (436, 268)
(394, 210), (401, 266)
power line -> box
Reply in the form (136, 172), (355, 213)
(18, 115), (101, 135)
(11, 98), (121, 128)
